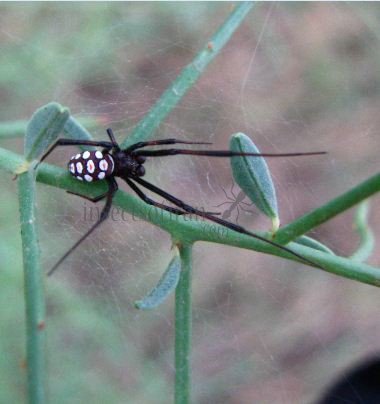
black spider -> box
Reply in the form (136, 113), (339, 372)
(39, 128), (326, 275)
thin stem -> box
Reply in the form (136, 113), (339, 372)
(18, 169), (46, 404)
(120, 2), (255, 149)
(275, 173), (380, 244)
(350, 201), (375, 262)
(0, 120), (31, 138)
(1, 147), (379, 286)
(0, 145), (25, 174)
(175, 243), (193, 404)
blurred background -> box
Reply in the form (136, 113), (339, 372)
(1, 3), (380, 403)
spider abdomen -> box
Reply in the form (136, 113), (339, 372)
(68, 150), (115, 182)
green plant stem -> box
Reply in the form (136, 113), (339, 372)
(0, 120), (30, 138)
(350, 201), (375, 262)
(18, 169), (46, 404)
(175, 243), (193, 404)
(0, 146), (25, 173)
(275, 172), (380, 244)
(2, 146), (380, 285)
(2, 147), (380, 286)
(120, 2), (255, 149)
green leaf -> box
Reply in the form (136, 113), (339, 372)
(25, 102), (70, 162)
(135, 254), (181, 310)
(63, 116), (93, 141)
(0, 116), (100, 139)
(63, 116), (96, 151)
(295, 235), (335, 255)
(230, 133), (279, 231)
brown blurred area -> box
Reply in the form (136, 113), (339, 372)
(1, 3), (380, 403)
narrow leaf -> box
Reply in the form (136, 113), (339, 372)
(295, 235), (335, 255)
(25, 102), (70, 162)
(0, 116), (100, 139)
(230, 133), (279, 231)
(135, 255), (181, 310)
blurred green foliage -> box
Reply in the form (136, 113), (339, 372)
(0, 3), (220, 122)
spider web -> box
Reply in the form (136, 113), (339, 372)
(2, 3), (380, 403)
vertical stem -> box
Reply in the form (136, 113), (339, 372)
(175, 243), (193, 404)
(18, 170), (46, 404)
(121, 2), (255, 149)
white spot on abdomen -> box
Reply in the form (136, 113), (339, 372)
(95, 151), (103, 159)
(99, 159), (108, 171)
(98, 172), (106, 180)
(76, 162), (83, 174)
(84, 174), (93, 182)
(82, 151), (90, 159)
(87, 160), (95, 173)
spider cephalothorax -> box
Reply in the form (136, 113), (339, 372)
(111, 151), (146, 178)
(39, 128), (326, 275)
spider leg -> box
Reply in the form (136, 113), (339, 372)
(134, 149), (327, 158)
(126, 138), (212, 152)
(125, 178), (187, 216)
(47, 177), (118, 276)
(38, 138), (115, 167)
(66, 189), (109, 203)
(125, 178), (220, 216)
(132, 177), (321, 269)
(106, 128), (120, 149)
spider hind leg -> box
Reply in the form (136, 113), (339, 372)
(47, 177), (118, 276)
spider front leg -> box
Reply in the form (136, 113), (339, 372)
(125, 138), (212, 152)
(36, 138), (115, 169)
(134, 149), (327, 158)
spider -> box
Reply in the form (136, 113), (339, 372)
(38, 128), (326, 275)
